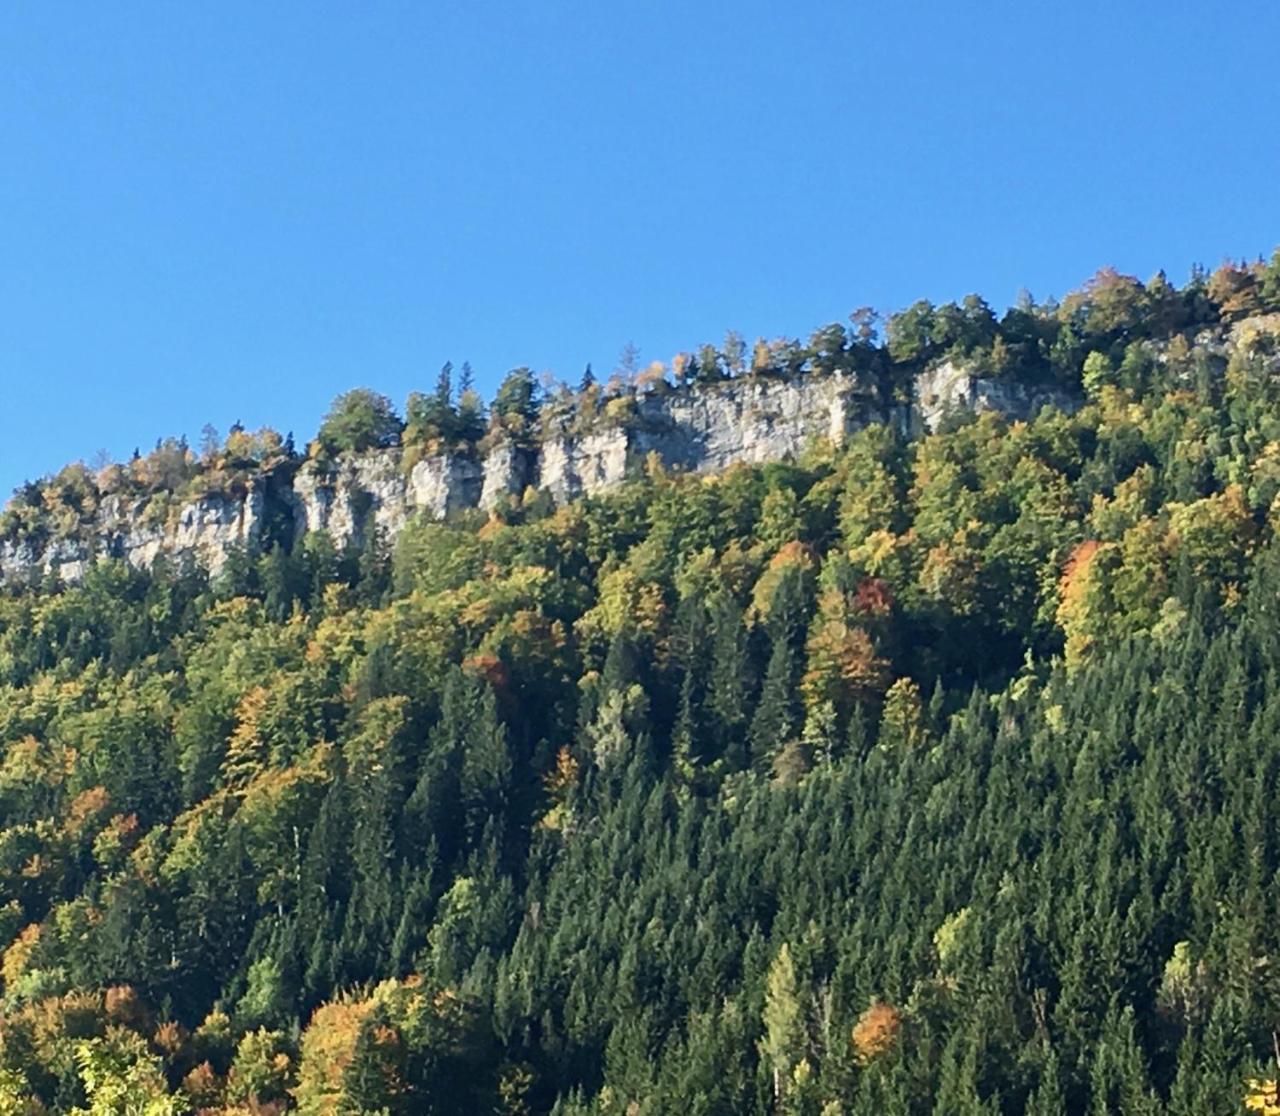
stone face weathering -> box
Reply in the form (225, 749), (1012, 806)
(0, 363), (1074, 584)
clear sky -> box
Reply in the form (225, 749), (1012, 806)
(2, 1), (1278, 497)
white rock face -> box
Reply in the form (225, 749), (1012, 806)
(0, 488), (260, 582)
(0, 539), (41, 582)
(480, 443), (533, 511)
(172, 489), (263, 573)
(632, 372), (875, 473)
(0, 361), (1084, 583)
(408, 453), (484, 519)
(913, 361), (1077, 434)
(293, 451), (410, 548)
(539, 430), (631, 503)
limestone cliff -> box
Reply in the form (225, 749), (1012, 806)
(911, 361), (1077, 435)
(0, 362), (1077, 583)
(0, 488), (263, 584)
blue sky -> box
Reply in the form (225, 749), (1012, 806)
(2, 1), (1278, 497)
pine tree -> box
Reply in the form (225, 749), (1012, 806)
(749, 565), (808, 771)
(390, 855), (437, 975)
(259, 543), (297, 622)
(671, 596), (712, 775)
(1026, 1047), (1066, 1116)
(460, 678), (514, 851)
(601, 626), (643, 696)
(751, 635), (798, 775)
(707, 593), (752, 768)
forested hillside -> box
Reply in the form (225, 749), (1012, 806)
(5, 256), (1280, 1113)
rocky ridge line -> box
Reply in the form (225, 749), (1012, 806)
(1, 362), (1072, 584)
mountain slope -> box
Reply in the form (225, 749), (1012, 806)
(3, 257), (1280, 1113)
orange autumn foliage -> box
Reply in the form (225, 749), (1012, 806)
(543, 746), (579, 798)
(65, 786), (111, 837)
(853, 577), (894, 617)
(181, 1061), (222, 1108)
(851, 1001), (902, 1064)
(104, 984), (149, 1030)
(1057, 539), (1106, 665)
(463, 654), (510, 694)
(1058, 539), (1101, 609)
(2, 924), (43, 988)
(293, 997), (382, 1114)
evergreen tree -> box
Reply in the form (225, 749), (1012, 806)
(707, 592), (753, 769)
(749, 564), (808, 771)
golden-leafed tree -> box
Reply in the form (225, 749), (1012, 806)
(292, 998), (376, 1115)
(759, 943), (804, 1105)
(878, 678), (925, 753)
(1056, 539), (1107, 666)
(851, 1001), (902, 1065)
(803, 595), (891, 720)
(1208, 260), (1263, 321)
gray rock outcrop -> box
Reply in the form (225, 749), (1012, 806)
(0, 362), (1080, 583)
(912, 361), (1078, 434)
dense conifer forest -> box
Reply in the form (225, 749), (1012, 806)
(6, 254), (1280, 1112)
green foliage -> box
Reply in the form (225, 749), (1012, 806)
(316, 388), (403, 455)
(404, 361), (488, 453)
(69, 1031), (190, 1115)
(1081, 350), (1116, 399)
(760, 943), (804, 1104)
(7, 254), (1280, 1111)
(491, 368), (540, 440)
